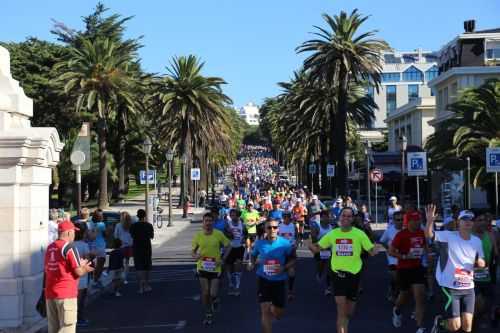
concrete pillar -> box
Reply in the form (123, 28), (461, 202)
(0, 46), (63, 331)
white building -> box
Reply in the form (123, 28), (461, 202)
(385, 96), (436, 152)
(428, 21), (500, 212)
(361, 49), (438, 144)
(239, 102), (260, 126)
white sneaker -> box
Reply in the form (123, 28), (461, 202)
(115, 291), (122, 297)
(324, 287), (332, 296)
(123, 280), (128, 285)
(392, 307), (402, 328)
(416, 328), (426, 333)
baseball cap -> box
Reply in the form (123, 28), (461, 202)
(458, 210), (475, 221)
(336, 198), (343, 203)
(406, 211), (422, 223)
(312, 195), (318, 200)
(389, 196), (397, 201)
(58, 220), (79, 233)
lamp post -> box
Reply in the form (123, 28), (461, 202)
(399, 135), (408, 205)
(365, 141), (372, 215)
(142, 138), (152, 221)
(165, 149), (174, 227)
(466, 156), (471, 209)
(181, 153), (188, 218)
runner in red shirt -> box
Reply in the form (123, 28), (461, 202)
(44, 220), (94, 333)
(389, 211), (428, 333)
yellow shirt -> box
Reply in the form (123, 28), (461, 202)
(192, 229), (230, 273)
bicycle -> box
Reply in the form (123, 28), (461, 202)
(153, 206), (163, 228)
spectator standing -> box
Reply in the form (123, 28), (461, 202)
(130, 209), (154, 294)
(114, 212), (134, 283)
(86, 210), (107, 289)
(44, 220), (94, 333)
(73, 223), (91, 327)
(48, 209), (60, 244)
(108, 239), (124, 297)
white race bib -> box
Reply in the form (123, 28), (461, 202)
(408, 247), (424, 258)
(201, 257), (217, 272)
(453, 268), (473, 288)
(263, 259), (281, 276)
(335, 239), (353, 256)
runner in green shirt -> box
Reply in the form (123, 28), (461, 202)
(309, 207), (380, 333)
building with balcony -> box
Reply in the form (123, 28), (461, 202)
(239, 102), (260, 126)
(428, 21), (500, 212)
(361, 49), (438, 145)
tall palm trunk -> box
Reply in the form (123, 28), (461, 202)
(335, 69), (349, 196)
(118, 133), (126, 198)
(98, 123), (109, 209)
(320, 135), (328, 195)
(329, 107), (336, 196)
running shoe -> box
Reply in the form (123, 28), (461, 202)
(430, 315), (442, 333)
(115, 291), (122, 297)
(392, 307), (402, 328)
(324, 288), (332, 296)
(212, 298), (220, 312)
(416, 328), (426, 333)
(203, 313), (213, 325)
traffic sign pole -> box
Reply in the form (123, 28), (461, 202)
(375, 182), (378, 224)
(496, 172), (498, 217)
(416, 176), (420, 209)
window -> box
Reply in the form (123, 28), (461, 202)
(431, 88), (436, 97)
(402, 66), (423, 81)
(386, 85), (397, 113)
(408, 85), (419, 101)
(425, 65), (439, 81)
(382, 72), (401, 82)
(403, 54), (418, 63)
(384, 54), (402, 64)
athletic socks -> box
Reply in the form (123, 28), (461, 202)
(226, 271), (234, 288)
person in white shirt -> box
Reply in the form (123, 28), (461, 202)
(425, 206), (485, 333)
(115, 212), (134, 283)
(48, 209), (60, 244)
(379, 210), (403, 302)
(386, 196), (402, 226)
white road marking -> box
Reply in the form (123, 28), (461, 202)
(78, 321), (187, 332)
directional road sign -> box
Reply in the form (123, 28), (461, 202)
(191, 168), (201, 181)
(326, 164), (335, 177)
(370, 168), (383, 183)
(407, 152), (428, 176)
(140, 170), (156, 185)
(308, 164), (317, 175)
(486, 148), (500, 173)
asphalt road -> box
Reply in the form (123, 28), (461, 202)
(79, 223), (498, 333)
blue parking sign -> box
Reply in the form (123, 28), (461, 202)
(407, 152), (427, 176)
(486, 148), (500, 173)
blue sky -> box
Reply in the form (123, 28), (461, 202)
(1, 0), (499, 108)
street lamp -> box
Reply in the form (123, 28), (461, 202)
(466, 156), (471, 209)
(365, 141), (372, 215)
(181, 153), (188, 218)
(165, 149), (175, 227)
(142, 138), (152, 222)
(399, 135), (408, 205)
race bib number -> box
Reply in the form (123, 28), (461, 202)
(335, 239), (353, 256)
(320, 250), (332, 260)
(263, 259), (281, 276)
(201, 257), (217, 272)
(408, 247), (424, 258)
(279, 232), (293, 240)
(453, 268), (473, 288)
(474, 267), (490, 281)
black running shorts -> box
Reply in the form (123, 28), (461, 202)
(397, 267), (426, 291)
(225, 246), (245, 265)
(331, 270), (361, 302)
(257, 277), (286, 308)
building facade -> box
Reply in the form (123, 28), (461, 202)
(428, 22), (500, 213)
(239, 102), (260, 126)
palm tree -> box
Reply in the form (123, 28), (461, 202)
(153, 55), (232, 208)
(297, 9), (388, 195)
(427, 79), (500, 188)
(57, 37), (139, 208)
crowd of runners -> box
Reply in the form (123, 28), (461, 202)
(191, 145), (500, 333)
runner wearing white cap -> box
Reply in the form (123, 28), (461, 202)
(386, 196), (402, 226)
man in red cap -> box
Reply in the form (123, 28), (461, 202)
(389, 211), (428, 333)
(44, 220), (94, 333)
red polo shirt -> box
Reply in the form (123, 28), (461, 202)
(391, 229), (426, 269)
(44, 240), (81, 299)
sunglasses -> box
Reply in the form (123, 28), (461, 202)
(267, 226), (279, 230)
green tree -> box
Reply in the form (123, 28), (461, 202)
(56, 37), (140, 208)
(427, 79), (500, 190)
(297, 9), (388, 195)
(153, 55), (233, 205)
